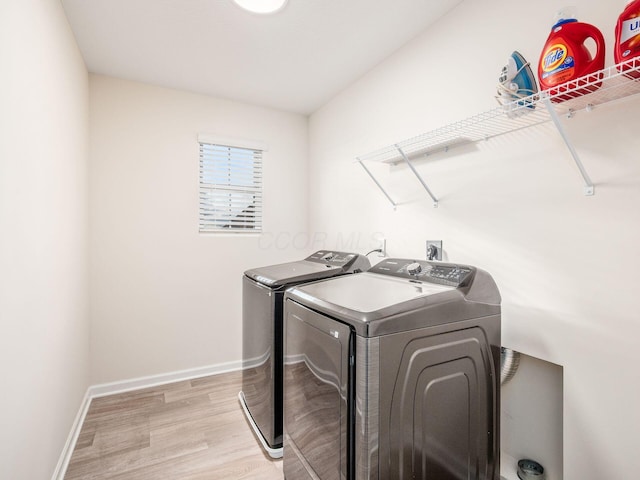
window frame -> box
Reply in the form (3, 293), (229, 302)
(197, 134), (266, 234)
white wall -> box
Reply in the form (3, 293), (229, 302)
(89, 75), (308, 384)
(309, 1), (640, 478)
(0, 0), (89, 478)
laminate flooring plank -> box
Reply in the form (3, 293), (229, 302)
(64, 371), (283, 480)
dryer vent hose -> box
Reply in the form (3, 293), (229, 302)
(500, 347), (521, 386)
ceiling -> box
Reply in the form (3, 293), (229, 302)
(62, 0), (462, 115)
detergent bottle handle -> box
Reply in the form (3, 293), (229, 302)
(582, 24), (606, 70)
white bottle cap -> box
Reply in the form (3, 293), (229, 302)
(554, 5), (578, 24)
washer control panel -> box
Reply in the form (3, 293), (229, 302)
(369, 258), (474, 287)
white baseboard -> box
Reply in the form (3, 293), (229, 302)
(50, 389), (92, 480)
(52, 361), (243, 480)
(89, 360), (243, 398)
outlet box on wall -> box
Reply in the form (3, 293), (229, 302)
(426, 240), (442, 261)
(500, 352), (563, 480)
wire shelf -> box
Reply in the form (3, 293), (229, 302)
(358, 57), (640, 165)
(356, 58), (640, 206)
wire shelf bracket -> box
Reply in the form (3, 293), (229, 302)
(396, 144), (439, 208)
(542, 96), (595, 196)
(356, 158), (397, 209)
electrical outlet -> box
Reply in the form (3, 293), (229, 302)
(426, 240), (442, 261)
(379, 238), (386, 257)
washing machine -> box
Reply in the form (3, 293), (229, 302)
(239, 250), (370, 458)
(283, 258), (501, 480)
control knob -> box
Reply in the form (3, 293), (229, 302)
(406, 262), (422, 275)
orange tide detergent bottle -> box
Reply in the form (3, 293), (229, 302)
(615, 0), (640, 77)
(538, 8), (605, 102)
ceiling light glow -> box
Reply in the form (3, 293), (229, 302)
(232, 0), (288, 14)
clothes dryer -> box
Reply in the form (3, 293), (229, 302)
(283, 258), (501, 479)
(240, 250), (370, 458)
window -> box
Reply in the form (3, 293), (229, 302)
(198, 135), (264, 232)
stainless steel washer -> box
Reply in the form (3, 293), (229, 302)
(283, 258), (501, 479)
(240, 251), (370, 458)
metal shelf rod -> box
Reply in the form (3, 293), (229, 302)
(356, 159), (397, 208)
(396, 145), (439, 208)
(542, 97), (595, 196)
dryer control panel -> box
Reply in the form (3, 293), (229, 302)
(369, 258), (474, 287)
(305, 250), (365, 269)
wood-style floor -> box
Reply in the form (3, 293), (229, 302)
(64, 370), (284, 480)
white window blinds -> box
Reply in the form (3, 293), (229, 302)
(198, 140), (263, 232)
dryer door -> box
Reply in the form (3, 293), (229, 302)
(283, 300), (354, 480)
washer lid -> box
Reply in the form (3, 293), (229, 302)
(244, 251), (369, 288)
(246, 260), (343, 288)
(292, 272), (453, 313)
